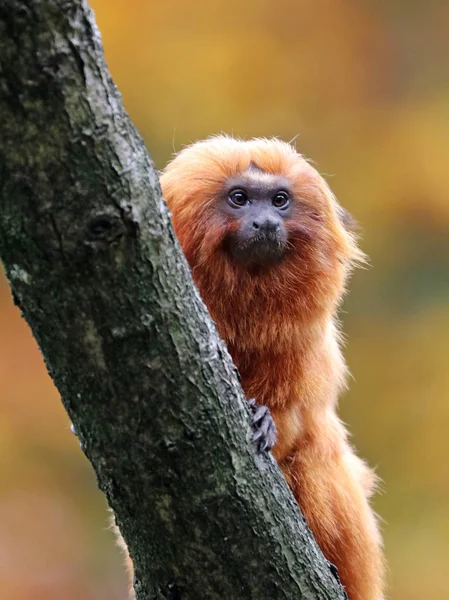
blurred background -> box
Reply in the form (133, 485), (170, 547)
(1, 0), (448, 598)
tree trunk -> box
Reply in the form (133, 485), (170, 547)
(0, 2), (347, 599)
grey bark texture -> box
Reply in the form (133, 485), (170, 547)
(0, 2), (347, 599)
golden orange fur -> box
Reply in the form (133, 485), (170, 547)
(123, 136), (385, 600)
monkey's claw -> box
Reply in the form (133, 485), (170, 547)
(248, 398), (276, 452)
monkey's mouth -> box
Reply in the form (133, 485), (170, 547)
(227, 230), (287, 266)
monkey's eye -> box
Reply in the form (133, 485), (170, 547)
(272, 191), (290, 209)
(228, 189), (249, 207)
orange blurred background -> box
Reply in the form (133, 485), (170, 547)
(1, 1), (449, 598)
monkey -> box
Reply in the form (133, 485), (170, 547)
(118, 135), (385, 600)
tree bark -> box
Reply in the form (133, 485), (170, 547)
(0, 2), (347, 599)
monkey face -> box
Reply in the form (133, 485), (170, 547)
(220, 169), (292, 266)
(161, 136), (364, 317)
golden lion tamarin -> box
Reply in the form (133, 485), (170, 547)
(121, 136), (385, 600)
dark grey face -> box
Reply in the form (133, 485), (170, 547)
(221, 169), (293, 266)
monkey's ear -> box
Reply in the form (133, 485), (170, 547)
(336, 205), (359, 231)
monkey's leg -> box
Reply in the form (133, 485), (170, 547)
(71, 424), (136, 597)
(111, 520), (135, 600)
(124, 552), (135, 600)
(283, 435), (384, 600)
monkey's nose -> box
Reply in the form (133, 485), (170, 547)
(252, 218), (280, 233)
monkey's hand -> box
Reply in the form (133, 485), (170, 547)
(248, 399), (277, 452)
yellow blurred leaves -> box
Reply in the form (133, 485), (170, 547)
(2, 1), (449, 598)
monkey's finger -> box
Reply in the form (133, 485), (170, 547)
(252, 405), (269, 425)
(252, 428), (265, 443)
(253, 431), (274, 453)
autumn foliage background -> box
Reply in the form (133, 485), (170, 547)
(1, 1), (449, 599)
